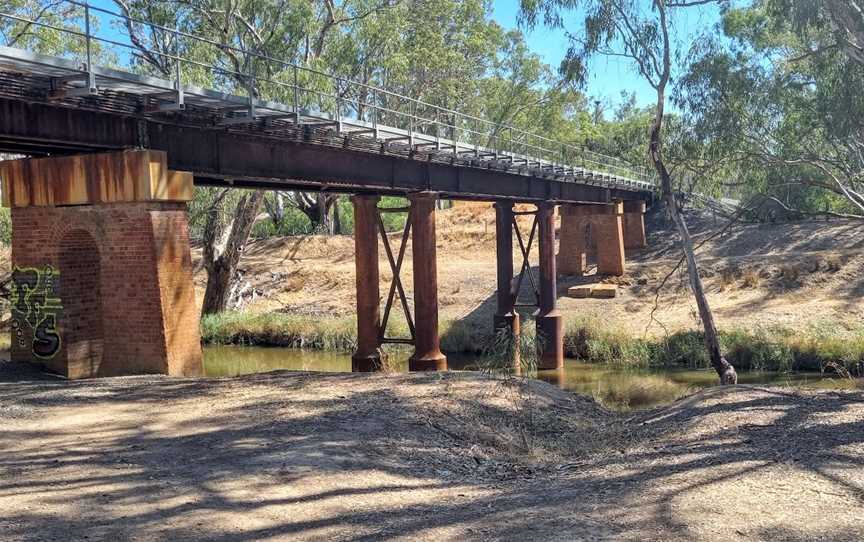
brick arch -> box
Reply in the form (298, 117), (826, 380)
(58, 228), (104, 378)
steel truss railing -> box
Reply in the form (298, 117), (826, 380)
(0, 0), (657, 189)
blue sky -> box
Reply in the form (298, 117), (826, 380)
(490, 0), (726, 113)
(84, 0), (725, 114)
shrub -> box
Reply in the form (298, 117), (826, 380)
(200, 311), (357, 351)
(564, 317), (650, 367)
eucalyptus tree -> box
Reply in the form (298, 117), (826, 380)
(676, 1), (864, 218)
(519, 0), (738, 384)
(111, 0), (399, 312)
(1, 0), (114, 60)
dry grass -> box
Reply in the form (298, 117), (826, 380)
(740, 268), (761, 288)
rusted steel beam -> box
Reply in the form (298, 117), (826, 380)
(493, 200), (521, 371)
(0, 97), (651, 205)
(536, 202), (564, 370)
(377, 207), (415, 345)
(351, 195), (384, 372)
(407, 192), (447, 372)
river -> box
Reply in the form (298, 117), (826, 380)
(203, 346), (854, 410)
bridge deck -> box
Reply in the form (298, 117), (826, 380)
(0, 42), (653, 204)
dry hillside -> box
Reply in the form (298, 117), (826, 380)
(191, 203), (864, 338)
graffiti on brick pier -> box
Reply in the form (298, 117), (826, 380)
(11, 266), (63, 359)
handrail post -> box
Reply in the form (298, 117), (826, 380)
(336, 93), (342, 132)
(173, 54), (185, 110)
(83, 3), (96, 92)
(451, 113), (457, 156)
(408, 100), (415, 149)
(435, 108), (441, 150)
(293, 65), (299, 124)
(372, 88), (379, 139)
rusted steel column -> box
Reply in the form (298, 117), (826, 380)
(595, 201), (626, 276)
(493, 200), (521, 369)
(536, 201), (564, 370)
(351, 195), (383, 372)
(408, 192), (447, 371)
(622, 200), (647, 249)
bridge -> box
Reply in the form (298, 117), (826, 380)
(0, 1), (654, 379)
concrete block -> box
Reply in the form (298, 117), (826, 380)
(590, 284), (618, 298)
(567, 285), (593, 298)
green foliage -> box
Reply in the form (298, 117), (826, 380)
(200, 311), (358, 351)
(676, 1), (864, 214)
(252, 205), (316, 238)
(563, 317), (651, 367)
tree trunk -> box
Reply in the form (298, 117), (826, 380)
(333, 199), (342, 234)
(296, 191), (338, 233)
(201, 190), (265, 315)
(264, 191), (286, 229)
(649, 106), (737, 384)
(650, 0), (736, 385)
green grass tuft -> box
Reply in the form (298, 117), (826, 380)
(200, 312), (357, 351)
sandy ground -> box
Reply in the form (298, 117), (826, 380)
(0, 365), (862, 541)
(195, 204), (864, 337)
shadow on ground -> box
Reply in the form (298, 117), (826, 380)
(0, 364), (862, 541)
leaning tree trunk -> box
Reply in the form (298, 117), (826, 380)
(649, 106), (737, 385)
(648, 1), (736, 384)
(201, 190), (265, 315)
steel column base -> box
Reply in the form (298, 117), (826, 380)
(352, 352), (385, 372)
(535, 311), (564, 370)
(408, 352), (448, 372)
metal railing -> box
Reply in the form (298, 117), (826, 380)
(0, 0), (657, 187)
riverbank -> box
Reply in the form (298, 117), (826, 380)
(190, 206), (864, 345)
(201, 311), (864, 373)
(190, 204), (864, 374)
(1, 366), (862, 541)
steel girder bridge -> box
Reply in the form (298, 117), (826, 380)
(0, 1), (654, 377)
(0, 0), (655, 204)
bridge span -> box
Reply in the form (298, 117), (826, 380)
(0, 1), (653, 379)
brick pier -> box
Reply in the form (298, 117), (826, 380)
(557, 202), (634, 277)
(2, 150), (203, 378)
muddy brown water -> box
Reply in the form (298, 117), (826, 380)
(203, 346), (855, 410)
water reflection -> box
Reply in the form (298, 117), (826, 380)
(203, 346), (856, 411)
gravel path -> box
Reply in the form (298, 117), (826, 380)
(0, 364), (862, 541)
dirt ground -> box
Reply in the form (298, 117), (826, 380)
(198, 204), (864, 337)
(1, 364), (862, 541)
(2, 206), (863, 540)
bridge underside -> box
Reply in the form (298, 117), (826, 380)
(3, 149), (649, 379)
